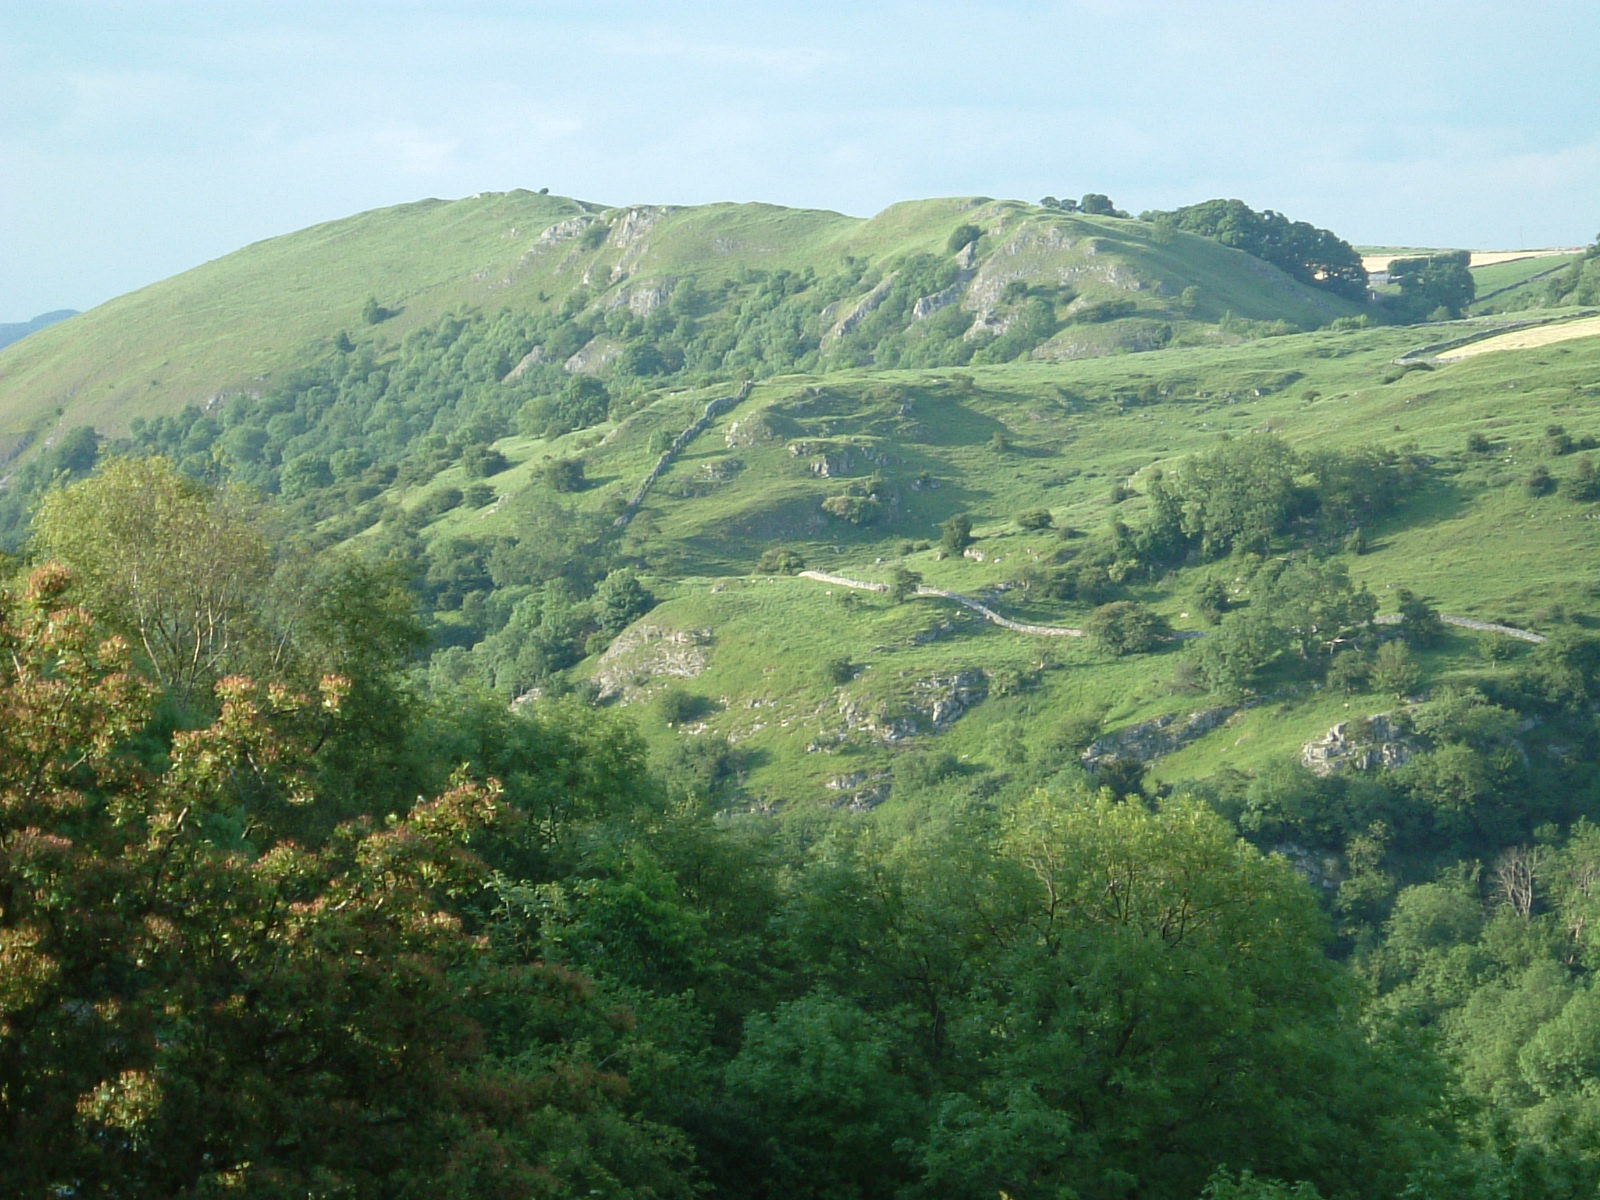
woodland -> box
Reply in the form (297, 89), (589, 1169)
(5, 193), (1600, 1198)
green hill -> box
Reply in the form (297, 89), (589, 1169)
(0, 191), (1359, 464)
(9, 190), (1600, 816)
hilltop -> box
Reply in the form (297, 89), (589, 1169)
(0, 190), (1360, 462)
(4, 190), (1600, 816)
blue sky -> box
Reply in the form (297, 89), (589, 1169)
(5, 0), (1599, 319)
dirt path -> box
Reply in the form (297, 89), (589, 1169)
(797, 570), (1086, 636)
(797, 571), (1545, 644)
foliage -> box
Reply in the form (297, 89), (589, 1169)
(1151, 198), (1368, 301)
(757, 546), (806, 574)
(1086, 599), (1171, 655)
(32, 457), (274, 702)
(940, 512), (973, 554)
(0, 566), (691, 1198)
(1386, 251), (1476, 321)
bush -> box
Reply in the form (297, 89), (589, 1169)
(657, 686), (710, 726)
(946, 224), (981, 254)
(1372, 640), (1422, 698)
(1466, 431), (1493, 455)
(940, 513), (974, 554)
(821, 494), (880, 525)
(1327, 649), (1373, 694)
(757, 547), (806, 574)
(1525, 465), (1556, 497)
(1015, 507), (1054, 530)
(1086, 601), (1171, 656)
(821, 655), (855, 685)
(541, 457), (587, 493)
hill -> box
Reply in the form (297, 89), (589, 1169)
(0, 308), (77, 351)
(14, 193), (1600, 1195)
(0, 190), (1361, 466)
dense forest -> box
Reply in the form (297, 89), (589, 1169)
(8, 198), (1600, 1197)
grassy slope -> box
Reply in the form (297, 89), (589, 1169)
(0, 192), (1360, 453)
(451, 317), (1600, 804)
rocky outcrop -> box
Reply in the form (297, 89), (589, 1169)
(822, 276), (896, 346)
(592, 624), (713, 702)
(1081, 706), (1238, 769)
(824, 770), (893, 809)
(1301, 714), (1417, 776)
(837, 669), (988, 744)
(531, 216), (594, 247)
(501, 345), (547, 382)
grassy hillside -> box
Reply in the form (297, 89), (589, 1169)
(10, 190), (1600, 816)
(185, 303), (1583, 810)
(0, 191), (1361, 464)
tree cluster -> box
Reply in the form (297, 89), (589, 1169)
(1148, 199), (1368, 302)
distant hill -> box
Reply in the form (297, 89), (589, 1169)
(0, 309), (76, 351)
(0, 191), (1362, 457)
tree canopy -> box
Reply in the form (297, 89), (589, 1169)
(1150, 198), (1368, 302)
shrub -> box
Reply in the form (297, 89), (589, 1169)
(1015, 508), (1054, 530)
(946, 223), (981, 254)
(541, 457), (587, 493)
(821, 655), (855, 685)
(1086, 601), (1171, 656)
(657, 686), (709, 726)
(940, 513), (973, 554)
(1372, 640), (1422, 698)
(757, 547), (806, 574)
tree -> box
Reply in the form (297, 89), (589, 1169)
(757, 546), (806, 574)
(1086, 600), (1171, 656)
(947, 223), (981, 254)
(593, 567), (656, 637)
(360, 295), (395, 324)
(32, 457), (274, 702)
(919, 788), (1448, 1200)
(0, 566), (693, 1198)
(1373, 639), (1422, 697)
(1386, 252), (1475, 321)
(1149, 199), (1368, 302)
(1395, 588), (1445, 648)
(889, 565), (924, 603)
(540, 455), (587, 492)
(940, 512), (974, 555)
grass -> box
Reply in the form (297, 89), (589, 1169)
(0, 192), (1361, 447)
(9, 192), (1600, 808)
(432, 311), (1594, 804)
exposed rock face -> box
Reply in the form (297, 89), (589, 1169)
(565, 336), (621, 373)
(592, 625), (713, 702)
(809, 449), (854, 478)
(1301, 714), (1416, 776)
(532, 216), (594, 247)
(1082, 706), (1238, 769)
(501, 345), (548, 382)
(837, 669), (989, 743)
(724, 411), (797, 447)
(912, 268), (974, 320)
(822, 276), (896, 345)
(825, 770), (892, 810)
(606, 278), (675, 315)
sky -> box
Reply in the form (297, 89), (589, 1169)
(5, 0), (1600, 320)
